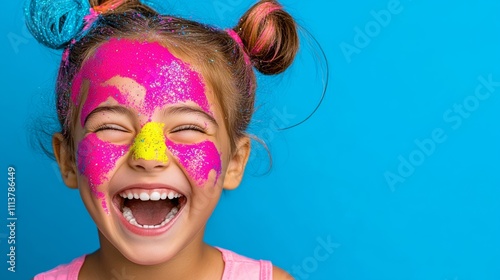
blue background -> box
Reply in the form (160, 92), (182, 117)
(2, 0), (500, 279)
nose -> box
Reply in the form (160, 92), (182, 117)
(130, 157), (168, 172)
(128, 122), (170, 172)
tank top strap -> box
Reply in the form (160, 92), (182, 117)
(217, 247), (273, 280)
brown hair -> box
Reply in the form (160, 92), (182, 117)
(51, 0), (299, 158)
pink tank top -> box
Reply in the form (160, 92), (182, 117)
(34, 247), (273, 280)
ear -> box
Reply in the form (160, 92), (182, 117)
(223, 136), (251, 190)
(53, 133), (78, 189)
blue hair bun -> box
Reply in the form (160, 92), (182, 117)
(24, 0), (91, 49)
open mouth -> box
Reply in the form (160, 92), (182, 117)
(114, 189), (187, 229)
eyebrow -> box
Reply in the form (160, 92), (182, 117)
(84, 106), (134, 125)
(163, 106), (218, 128)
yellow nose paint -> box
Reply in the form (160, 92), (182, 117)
(132, 122), (169, 163)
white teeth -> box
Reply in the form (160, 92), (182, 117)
(129, 218), (138, 226)
(121, 206), (180, 229)
(119, 190), (183, 201)
(150, 191), (161, 201)
(139, 192), (150, 201)
(122, 207), (133, 221)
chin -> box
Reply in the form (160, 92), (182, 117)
(78, 174), (220, 267)
(117, 242), (184, 265)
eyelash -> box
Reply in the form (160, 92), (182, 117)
(172, 124), (205, 133)
(91, 124), (204, 134)
(93, 124), (127, 132)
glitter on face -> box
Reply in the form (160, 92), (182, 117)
(71, 38), (211, 127)
(77, 134), (129, 213)
(166, 139), (221, 187)
(72, 38), (222, 211)
(131, 122), (169, 163)
(80, 81), (131, 128)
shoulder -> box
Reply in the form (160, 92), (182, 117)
(34, 255), (86, 280)
(217, 247), (293, 279)
(273, 265), (295, 280)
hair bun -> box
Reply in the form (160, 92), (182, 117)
(24, 0), (91, 49)
(235, 0), (299, 75)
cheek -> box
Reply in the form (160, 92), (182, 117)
(166, 139), (222, 187)
(77, 134), (129, 211)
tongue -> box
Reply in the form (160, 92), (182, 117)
(125, 200), (173, 226)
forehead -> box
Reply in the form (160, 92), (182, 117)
(71, 38), (211, 118)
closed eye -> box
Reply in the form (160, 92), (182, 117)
(86, 123), (132, 144)
(171, 124), (205, 133)
(94, 124), (128, 133)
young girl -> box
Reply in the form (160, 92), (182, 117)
(26, 0), (298, 278)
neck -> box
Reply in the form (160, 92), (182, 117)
(82, 229), (224, 280)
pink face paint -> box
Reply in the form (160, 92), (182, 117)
(72, 38), (220, 211)
(80, 83), (130, 126)
(166, 139), (221, 187)
(77, 134), (129, 213)
(71, 38), (211, 127)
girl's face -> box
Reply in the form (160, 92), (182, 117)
(56, 38), (249, 265)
